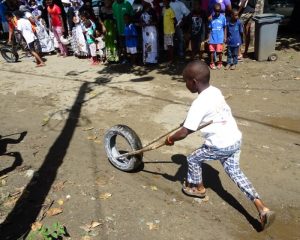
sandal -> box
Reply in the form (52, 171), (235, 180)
(209, 63), (216, 70)
(259, 210), (275, 230)
(182, 185), (206, 198)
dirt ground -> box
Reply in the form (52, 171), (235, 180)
(0, 47), (299, 240)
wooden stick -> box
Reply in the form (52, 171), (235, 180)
(117, 120), (213, 159)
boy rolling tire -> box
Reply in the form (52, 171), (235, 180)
(104, 125), (143, 171)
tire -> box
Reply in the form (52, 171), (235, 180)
(104, 125), (143, 172)
(268, 53), (278, 62)
(0, 47), (19, 63)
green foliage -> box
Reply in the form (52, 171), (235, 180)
(26, 222), (67, 240)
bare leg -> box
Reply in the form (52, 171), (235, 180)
(31, 50), (45, 66)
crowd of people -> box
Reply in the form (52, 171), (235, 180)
(0, 0), (258, 68)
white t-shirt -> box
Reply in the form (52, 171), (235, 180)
(170, 0), (190, 22)
(183, 86), (242, 148)
(17, 18), (36, 44)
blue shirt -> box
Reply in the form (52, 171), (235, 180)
(124, 23), (138, 48)
(226, 19), (243, 47)
(0, 3), (7, 23)
(209, 14), (226, 44)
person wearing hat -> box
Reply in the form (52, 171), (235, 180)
(140, 0), (158, 64)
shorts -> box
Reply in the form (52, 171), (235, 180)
(27, 40), (38, 52)
(89, 42), (97, 57)
(240, 12), (254, 25)
(126, 47), (137, 54)
(209, 43), (223, 53)
(164, 34), (174, 50)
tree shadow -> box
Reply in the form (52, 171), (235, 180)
(143, 154), (262, 231)
(0, 132), (27, 177)
(0, 82), (89, 239)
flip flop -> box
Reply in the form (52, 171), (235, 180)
(260, 210), (275, 230)
(182, 186), (206, 198)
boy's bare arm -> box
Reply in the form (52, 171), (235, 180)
(165, 127), (194, 145)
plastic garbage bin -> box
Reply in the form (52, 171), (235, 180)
(253, 13), (282, 61)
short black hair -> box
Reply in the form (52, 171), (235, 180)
(183, 60), (210, 84)
(214, 3), (221, 9)
(5, 11), (14, 18)
(14, 11), (24, 18)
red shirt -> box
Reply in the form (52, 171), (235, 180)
(47, 4), (62, 27)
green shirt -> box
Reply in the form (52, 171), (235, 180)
(112, 0), (133, 35)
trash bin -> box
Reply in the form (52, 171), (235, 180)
(253, 13), (282, 61)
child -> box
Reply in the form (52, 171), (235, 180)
(124, 14), (137, 65)
(95, 29), (105, 63)
(208, 3), (226, 69)
(84, 19), (99, 65)
(165, 60), (275, 231)
(225, 9), (243, 70)
(190, 0), (206, 60)
(15, 11), (45, 67)
(163, 0), (175, 64)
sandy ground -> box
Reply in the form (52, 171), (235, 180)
(0, 49), (299, 240)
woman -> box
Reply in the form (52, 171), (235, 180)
(99, 0), (119, 62)
(140, 0), (158, 64)
(32, 9), (55, 53)
(70, 9), (89, 57)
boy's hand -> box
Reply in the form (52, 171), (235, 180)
(165, 135), (174, 146)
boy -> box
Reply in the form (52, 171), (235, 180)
(84, 19), (99, 65)
(225, 9), (243, 70)
(208, 3), (226, 70)
(124, 14), (137, 65)
(165, 60), (275, 230)
(163, 0), (176, 64)
(15, 11), (45, 67)
(189, 0), (206, 60)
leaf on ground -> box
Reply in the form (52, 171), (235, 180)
(52, 181), (66, 191)
(99, 192), (112, 200)
(31, 221), (43, 231)
(81, 236), (92, 240)
(46, 207), (63, 216)
(94, 140), (101, 144)
(80, 221), (102, 233)
(294, 77), (300, 80)
(146, 222), (159, 230)
(87, 136), (97, 140)
(83, 127), (94, 131)
(150, 186), (158, 191)
(57, 199), (64, 205)
(0, 175), (8, 180)
(95, 177), (108, 186)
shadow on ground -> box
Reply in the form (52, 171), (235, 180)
(143, 153), (262, 231)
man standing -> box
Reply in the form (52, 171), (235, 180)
(170, 0), (190, 61)
(112, 0), (133, 62)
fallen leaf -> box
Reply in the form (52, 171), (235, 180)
(57, 199), (64, 205)
(94, 140), (101, 144)
(81, 236), (92, 240)
(294, 77), (300, 80)
(83, 127), (94, 131)
(80, 221), (102, 233)
(99, 192), (112, 200)
(91, 221), (102, 228)
(0, 175), (8, 180)
(46, 207), (63, 216)
(53, 181), (66, 191)
(31, 222), (43, 231)
(87, 136), (97, 140)
(146, 222), (159, 230)
(141, 185), (147, 189)
(150, 186), (158, 191)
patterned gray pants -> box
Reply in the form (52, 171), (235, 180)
(187, 141), (260, 201)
